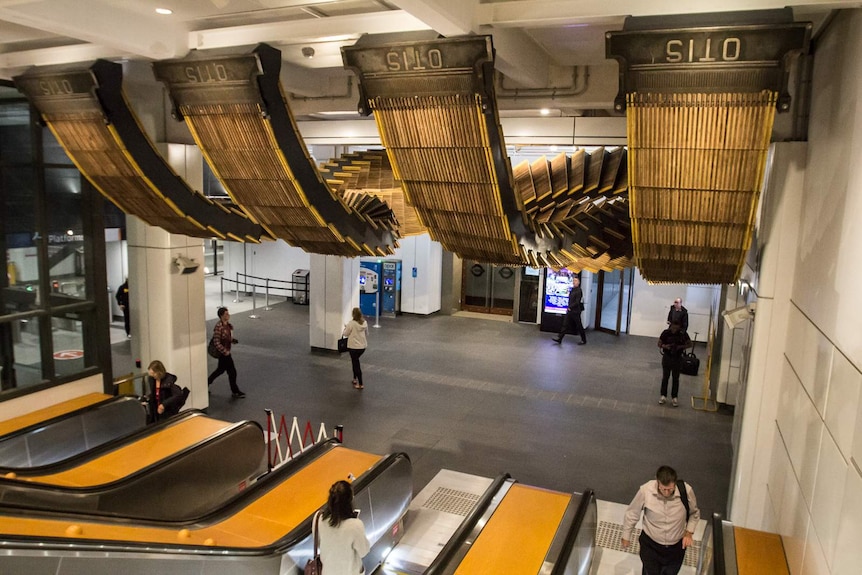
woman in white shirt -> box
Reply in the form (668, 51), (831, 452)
(318, 480), (370, 574)
(342, 307), (368, 390)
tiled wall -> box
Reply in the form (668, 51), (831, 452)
(747, 10), (862, 575)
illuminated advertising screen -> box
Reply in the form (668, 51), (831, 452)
(544, 269), (575, 315)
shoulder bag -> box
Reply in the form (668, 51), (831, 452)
(207, 337), (220, 358)
(337, 337), (349, 353)
(304, 511), (323, 575)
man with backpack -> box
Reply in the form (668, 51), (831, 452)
(621, 465), (700, 575)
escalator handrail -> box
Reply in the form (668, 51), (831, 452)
(712, 512), (726, 575)
(0, 395), (135, 441)
(0, 448), (411, 558)
(548, 488), (596, 575)
(0, 419), (264, 497)
(424, 472), (513, 575)
(0, 409), (207, 476)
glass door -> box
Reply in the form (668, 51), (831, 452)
(461, 261), (516, 316)
(593, 268), (634, 335)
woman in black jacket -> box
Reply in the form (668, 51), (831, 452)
(145, 360), (186, 423)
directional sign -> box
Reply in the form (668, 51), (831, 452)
(54, 350), (84, 360)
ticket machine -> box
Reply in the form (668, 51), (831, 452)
(380, 260), (402, 315)
(359, 261), (380, 317)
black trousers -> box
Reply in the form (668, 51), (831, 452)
(122, 307), (130, 336)
(639, 531), (685, 575)
(661, 355), (682, 398)
(349, 348), (365, 385)
(558, 309), (586, 342)
(208, 354), (240, 394)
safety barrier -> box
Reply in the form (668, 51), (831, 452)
(264, 409), (342, 471)
(219, 272), (308, 319)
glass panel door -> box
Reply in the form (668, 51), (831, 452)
(461, 261), (515, 316)
(594, 269), (634, 335)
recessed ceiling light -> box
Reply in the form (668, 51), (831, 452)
(540, 108), (550, 116)
(155, 8), (173, 15)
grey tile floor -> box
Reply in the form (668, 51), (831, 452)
(111, 279), (733, 520)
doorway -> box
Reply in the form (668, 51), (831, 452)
(461, 261), (516, 316)
(592, 268), (634, 335)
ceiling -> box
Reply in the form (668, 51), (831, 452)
(0, 0), (856, 118)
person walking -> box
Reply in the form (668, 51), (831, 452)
(657, 321), (691, 406)
(667, 298), (689, 333)
(553, 276), (586, 345)
(622, 465), (700, 575)
(317, 480), (370, 574)
(343, 307), (368, 390)
(207, 307), (245, 398)
(116, 279), (130, 337)
(144, 360), (188, 423)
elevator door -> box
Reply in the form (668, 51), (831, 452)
(462, 262), (516, 316)
(593, 268), (633, 335)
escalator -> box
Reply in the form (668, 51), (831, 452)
(0, 418), (267, 520)
(0, 442), (412, 575)
(0, 394), (146, 467)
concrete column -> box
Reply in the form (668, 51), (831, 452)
(309, 254), (359, 351)
(394, 234), (442, 315)
(127, 216), (208, 410)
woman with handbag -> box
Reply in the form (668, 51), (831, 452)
(317, 480), (370, 574)
(342, 307), (368, 390)
(144, 360), (188, 423)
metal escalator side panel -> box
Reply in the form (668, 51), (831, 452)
(0, 396), (146, 469)
(544, 489), (597, 575)
(0, 420), (267, 522)
(0, 393), (112, 439)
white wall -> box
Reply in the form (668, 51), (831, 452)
(730, 11), (862, 574)
(628, 275), (718, 340)
(392, 234), (442, 315)
(223, 240), (311, 301)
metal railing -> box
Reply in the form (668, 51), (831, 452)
(220, 272), (308, 319)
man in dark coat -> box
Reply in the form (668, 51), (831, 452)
(657, 322), (692, 407)
(667, 298), (689, 333)
(116, 279), (130, 337)
(553, 277), (587, 345)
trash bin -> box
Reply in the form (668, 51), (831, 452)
(292, 269), (309, 305)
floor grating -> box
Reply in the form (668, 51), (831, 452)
(597, 520), (700, 568)
(421, 487), (480, 516)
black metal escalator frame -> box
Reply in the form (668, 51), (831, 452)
(0, 409), (207, 476)
(0, 395), (119, 441)
(711, 512), (726, 575)
(548, 488), (596, 575)
(0, 419), (267, 521)
(0, 446), (411, 559)
(424, 473), (513, 575)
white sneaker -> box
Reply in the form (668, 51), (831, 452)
(672, 398), (679, 407)
(659, 396), (667, 405)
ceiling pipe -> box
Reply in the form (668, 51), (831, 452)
(496, 66), (590, 100)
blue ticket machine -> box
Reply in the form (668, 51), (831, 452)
(381, 260), (402, 315)
(359, 261), (380, 317)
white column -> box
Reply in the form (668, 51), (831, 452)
(127, 216), (208, 410)
(394, 234), (442, 315)
(309, 254), (359, 351)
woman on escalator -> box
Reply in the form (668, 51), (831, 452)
(317, 479), (370, 574)
(144, 360), (188, 424)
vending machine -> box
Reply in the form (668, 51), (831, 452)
(359, 261), (380, 317)
(381, 260), (402, 315)
(539, 268), (577, 333)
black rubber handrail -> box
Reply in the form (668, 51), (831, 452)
(548, 488), (596, 575)
(424, 472), (513, 575)
(0, 410), (207, 476)
(712, 512), (726, 575)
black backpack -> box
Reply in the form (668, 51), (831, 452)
(678, 479), (691, 520)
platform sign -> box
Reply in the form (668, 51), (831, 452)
(544, 269), (575, 315)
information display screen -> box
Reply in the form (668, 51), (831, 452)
(544, 269), (575, 315)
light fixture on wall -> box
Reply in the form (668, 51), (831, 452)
(722, 302), (756, 329)
(173, 255), (199, 275)
(302, 47), (315, 59)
